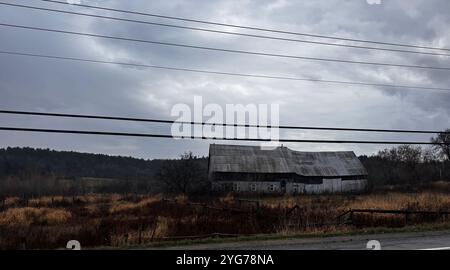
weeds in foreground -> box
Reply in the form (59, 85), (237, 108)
(1, 191), (450, 249)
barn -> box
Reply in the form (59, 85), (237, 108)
(208, 144), (368, 194)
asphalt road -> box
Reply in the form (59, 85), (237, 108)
(160, 230), (450, 250)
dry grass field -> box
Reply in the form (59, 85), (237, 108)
(2, 184), (450, 249)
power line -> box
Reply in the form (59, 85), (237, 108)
(2, 23), (450, 72)
(2, 2), (450, 58)
(2, 50), (450, 93)
(39, 0), (450, 53)
(0, 126), (444, 145)
(1, 110), (449, 134)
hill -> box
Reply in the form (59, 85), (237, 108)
(0, 147), (165, 179)
(0, 147), (207, 197)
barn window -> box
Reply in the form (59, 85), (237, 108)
(233, 183), (240, 192)
(292, 183), (303, 194)
(268, 184), (276, 192)
(220, 183), (228, 191)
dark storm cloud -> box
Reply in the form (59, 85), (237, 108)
(0, 0), (449, 159)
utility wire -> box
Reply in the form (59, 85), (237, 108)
(1, 110), (449, 134)
(2, 2), (450, 57)
(2, 23), (450, 71)
(0, 126), (444, 145)
(2, 50), (450, 93)
(39, 0), (450, 53)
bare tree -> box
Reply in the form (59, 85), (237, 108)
(396, 145), (422, 164)
(157, 152), (208, 195)
(431, 129), (450, 161)
(376, 145), (423, 184)
(422, 146), (440, 163)
(398, 145), (423, 183)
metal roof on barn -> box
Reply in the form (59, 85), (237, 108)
(209, 144), (368, 177)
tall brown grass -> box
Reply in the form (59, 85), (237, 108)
(346, 193), (450, 211)
(0, 207), (71, 226)
(1, 191), (450, 249)
(109, 195), (162, 214)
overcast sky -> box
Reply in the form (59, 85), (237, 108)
(0, 0), (449, 159)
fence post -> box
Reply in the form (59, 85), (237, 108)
(150, 218), (158, 242)
(124, 233), (129, 245)
(138, 224), (143, 244)
(21, 239), (27, 250)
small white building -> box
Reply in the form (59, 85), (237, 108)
(208, 144), (368, 194)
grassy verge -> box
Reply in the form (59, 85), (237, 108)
(113, 222), (450, 249)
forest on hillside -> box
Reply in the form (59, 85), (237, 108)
(0, 147), (208, 197)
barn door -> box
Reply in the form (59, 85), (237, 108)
(280, 180), (287, 194)
(323, 178), (342, 193)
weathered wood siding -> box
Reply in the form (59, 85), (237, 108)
(212, 178), (367, 194)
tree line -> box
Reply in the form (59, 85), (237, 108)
(361, 131), (450, 190)
(0, 130), (448, 197)
(0, 147), (207, 197)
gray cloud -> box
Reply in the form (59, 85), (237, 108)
(0, 0), (449, 159)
